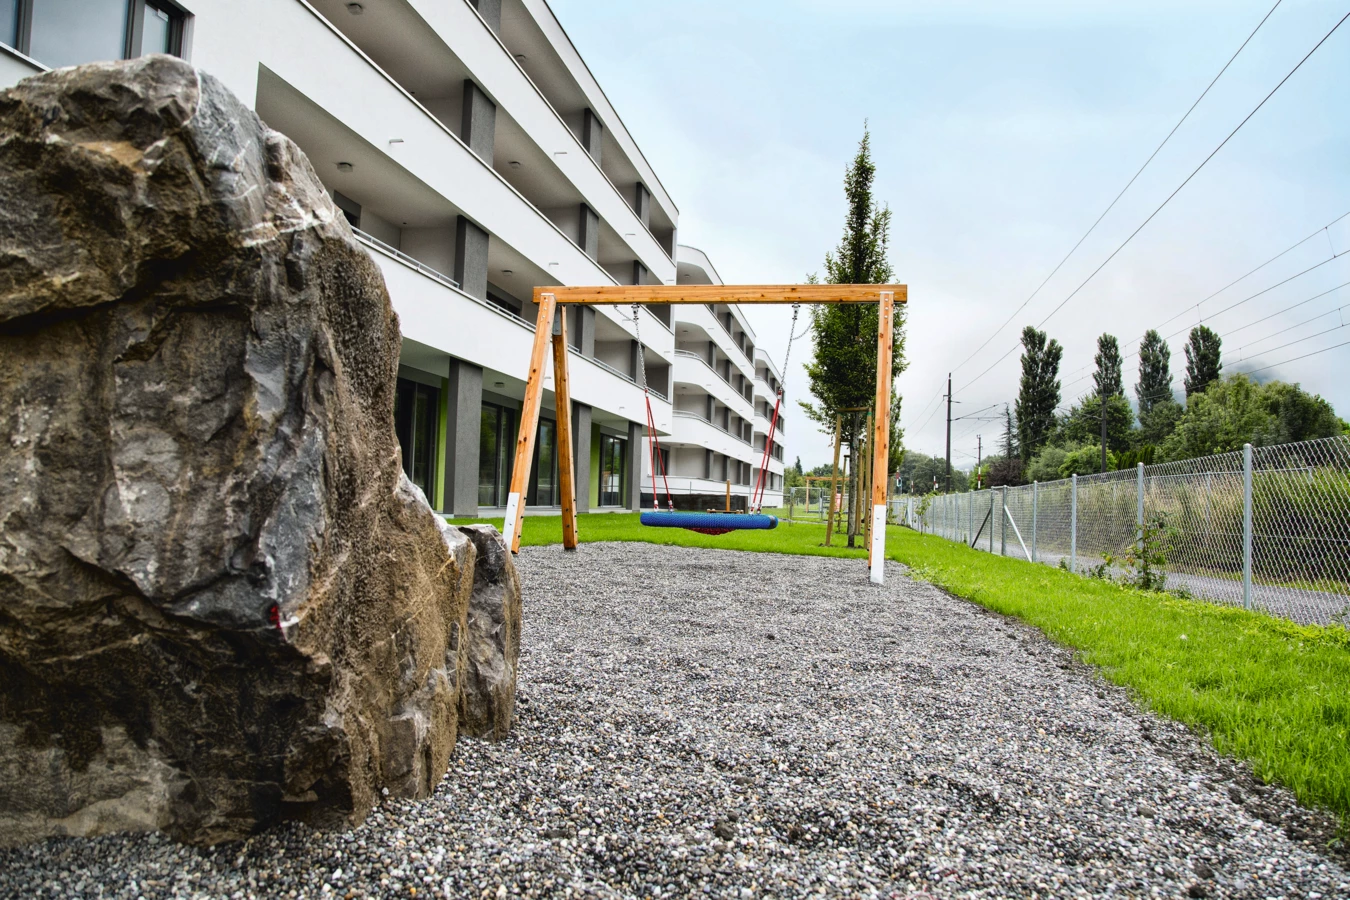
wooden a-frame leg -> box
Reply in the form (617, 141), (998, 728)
(551, 306), (579, 550)
(503, 291), (557, 553)
(869, 290), (895, 583)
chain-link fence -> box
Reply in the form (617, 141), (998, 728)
(904, 435), (1350, 627)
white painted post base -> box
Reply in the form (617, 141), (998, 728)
(869, 504), (886, 585)
(502, 492), (521, 553)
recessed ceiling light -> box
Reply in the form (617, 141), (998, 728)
(336, 161), (353, 172)
(508, 160), (522, 169)
(502, 269), (513, 275)
(514, 53), (528, 62)
(495, 382), (505, 387)
(346, 2), (364, 14)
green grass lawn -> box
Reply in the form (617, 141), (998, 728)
(460, 511), (1350, 829)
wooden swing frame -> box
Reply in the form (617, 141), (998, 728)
(502, 284), (907, 584)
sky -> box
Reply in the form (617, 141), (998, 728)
(552, 0), (1350, 471)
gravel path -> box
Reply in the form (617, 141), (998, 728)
(3, 542), (1347, 899)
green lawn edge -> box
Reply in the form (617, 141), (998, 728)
(455, 511), (1350, 828)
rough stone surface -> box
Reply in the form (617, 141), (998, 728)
(1, 543), (1343, 898)
(0, 57), (516, 846)
(456, 524), (523, 740)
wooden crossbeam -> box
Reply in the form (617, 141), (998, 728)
(532, 284), (907, 305)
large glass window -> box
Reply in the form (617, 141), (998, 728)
(15, 0), (185, 67)
(599, 434), (627, 507)
(533, 419), (557, 507)
(140, 1), (175, 55)
(30, 0), (128, 69)
(394, 377), (439, 503)
(478, 402), (515, 508)
(1, 0), (19, 49)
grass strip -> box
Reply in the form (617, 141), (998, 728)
(459, 511), (1350, 824)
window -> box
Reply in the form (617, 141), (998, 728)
(530, 419), (557, 507)
(9, 0), (187, 67)
(478, 402), (515, 508)
(2, 0), (18, 49)
(394, 377), (440, 502)
(599, 434), (627, 507)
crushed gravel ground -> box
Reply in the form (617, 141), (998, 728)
(3, 542), (1347, 899)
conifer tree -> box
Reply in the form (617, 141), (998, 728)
(1093, 333), (1123, 399)
(1184, 325), (1223, 398)
(800, 126), (907, 546)
(1136, 329), (1173, 413)
(1014, 326), (1062, 460)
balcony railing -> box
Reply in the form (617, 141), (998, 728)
(674, 349), (754, 409)
(354, 227), (665, 401)
(673, 409), (751, 446)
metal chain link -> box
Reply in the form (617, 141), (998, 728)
(630, 303), (648, 392)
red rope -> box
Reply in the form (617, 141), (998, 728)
(643, 393), (674, 511)
(750, 391), (783, 511)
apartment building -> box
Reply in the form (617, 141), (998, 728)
(1, 0), (785, 514)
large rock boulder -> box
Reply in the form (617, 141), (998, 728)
(0, 56), (518, 845)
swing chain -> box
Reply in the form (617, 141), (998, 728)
(630, 303), (648, 393)
(778, 302), (801, 399)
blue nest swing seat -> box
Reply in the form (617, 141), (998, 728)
(640, 510), (778, 535)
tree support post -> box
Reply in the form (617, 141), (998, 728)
(825, 414), (842, 547)
(868, 290), (895, 585)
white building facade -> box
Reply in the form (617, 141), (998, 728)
(1, 0), (785, 513)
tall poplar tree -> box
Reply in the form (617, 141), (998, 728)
(800, 126), (907, 546)
(1184, 325), (1223, 398)
(1093, 334), (1123, 399)
(1136, 329), (1173, 413)
(1014, 326), (1062, 460)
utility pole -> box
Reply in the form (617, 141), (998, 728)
(944, 372), (952, 493)
(976, 435), (983, 489)
(1100, 391), (1108, 473)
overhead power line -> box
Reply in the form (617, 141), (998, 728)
(957, 7), (1350, 396)
(949, 0), (1285, 376)
(1246, 337), (1350, 374)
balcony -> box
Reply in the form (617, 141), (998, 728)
(308, 0), (676, 280)
(670, 411), (754, 460)
(673, 351), (754, 420)
(357, 229), (670, 429)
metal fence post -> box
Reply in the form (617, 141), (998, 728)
(1031, 480), (1039, 563)
(1000, 487), (1007, 556)
(1070, 474), (1078, 574)
(988, 491), (995, 553)
(1243, 443), (1253, 610)
(1136, 462), (1145, 556)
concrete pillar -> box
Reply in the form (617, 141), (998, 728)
(582, 108), (603, 164)
(634, 182), (651, 228)
(706, 396), (715, 420)
(629, 340), (642, 383)
(705, 449), (713, 479)
(632, 260), (647, 286)
(454, 215), (489, 300)
(578, 202), (599, 259)
(572, 403), (592, 514)
(443, 358), (483, 517)
(627, 420), (643, 511)
(470, 0), (501, 33)
(460, 80), (496, 163)
(579, 307), (595, 356)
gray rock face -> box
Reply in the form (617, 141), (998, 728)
(456, 524), (523, 740)
(0, 56), (517, 846)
